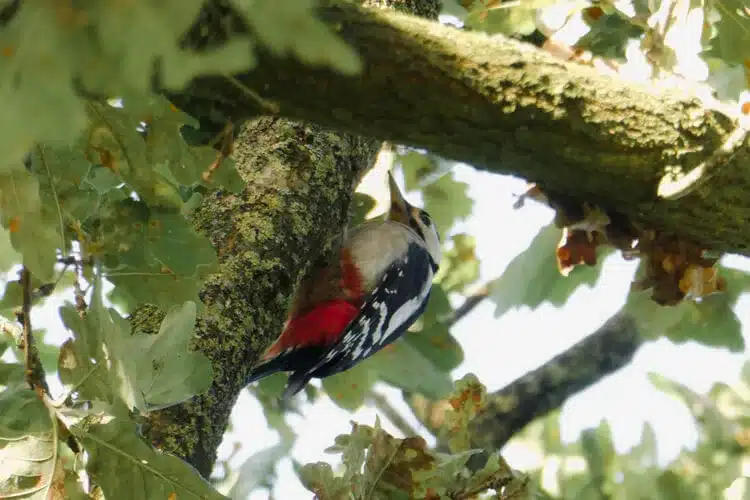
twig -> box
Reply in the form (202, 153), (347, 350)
(369, 391), (420, 438)
(20, 267), (49, 394)
(202, 121), (235, 184)
(446, 283), (491, 328)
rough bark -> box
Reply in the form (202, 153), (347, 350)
(168, 2), (750, 256)
(139, 0), (440, 477)
(468, 312), (642, 451)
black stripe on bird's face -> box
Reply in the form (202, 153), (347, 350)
(408, 207), (429, 241)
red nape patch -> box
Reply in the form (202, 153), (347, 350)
(263, 300), (359, 359)
(340, 248), (364, 300)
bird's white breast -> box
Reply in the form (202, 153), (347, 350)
(344, 220), (420, 290)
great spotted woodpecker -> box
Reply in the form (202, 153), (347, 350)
(246, 171), (441, 400)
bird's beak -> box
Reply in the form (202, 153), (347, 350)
(387, 171), (411, 225)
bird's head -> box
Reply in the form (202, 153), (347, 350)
(386, 171), (442, 269)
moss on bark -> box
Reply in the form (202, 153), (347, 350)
(170, 3), (750, 255)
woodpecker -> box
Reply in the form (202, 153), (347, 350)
(246, 171), (441, 400)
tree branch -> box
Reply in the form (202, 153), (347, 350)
(468, 312), (642, 451)
(168, 2), (750, 256)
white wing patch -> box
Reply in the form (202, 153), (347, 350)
(381, 267), (432, 343)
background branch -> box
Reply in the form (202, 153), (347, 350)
(369, 390), (420, 438)
(468, 312), (642, 451)
(447, 282), (492, 328)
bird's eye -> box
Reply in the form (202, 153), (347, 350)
(419, 211), (433, 226)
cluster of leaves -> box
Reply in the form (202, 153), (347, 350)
(0, 3), (362, 498)
(448, 0), (750, 95)
(0, 274), (221, 498)
(299, 375), (532, 500)
(0, 0), (365, 310)
(1, 97), (248, 313)
(516, 361), (750, 499)
(500, 183), (750, 351)
(0, 0), (360, 173)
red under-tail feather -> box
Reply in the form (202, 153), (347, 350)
(262, 299), (360, 359)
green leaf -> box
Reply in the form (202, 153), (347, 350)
(86, 101), (184, 208)
(490, 223), (608, 317)
(0, 168), (58, 281)
(371, 340), (454, 400)
(0, 281), (23, 314)
(440, 374), (486, 453)
(404, 285), (464, 373)
(0, 361), (20, 384)
(106, 208), (218, 309)
(298, 461), (351, 500)
(236, 0), (362, 75)
(322, 359), (374, 411)
(326, 421), (374, 490)
(249, 373), (297, 440)
(577, 10), (646, 61)
(398, 151), (442, 192)
(59, 275), (141, 408)
(142, 95), (244, 193)
(161, 38), (257, 90)
(362, 420), (436, 499)
(0, 5), (87, 169)
(422, 172), (473, 236)
(0, 226), (20, 273)
(435, 233), (480, 294)
(703, 0), (750, 65)
(85, 0), (206, 90)
(580, 421), (614, 480)
(624, 265), (748, 351)
(57, 402), (226, 500)
(0, 382), (56, 499)
(224, 442), (292, 498)
(656, 470), (695, 500)
(31, 144), (99, 229)
(626, 423), (658, 469)
(145, 212), (217, 276)
(131, 301), (212, 411)
(63, 278), (210, 412)
(464, 0), (553, 36)
(648, 373), (737, 445)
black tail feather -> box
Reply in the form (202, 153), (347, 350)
(246, 345), (327, 400)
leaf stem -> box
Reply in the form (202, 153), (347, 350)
(21, 266), (49, 394)
(446, 282), (491, 328)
